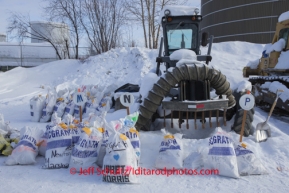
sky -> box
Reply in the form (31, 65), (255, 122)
(0, 0), (47, 35)
(0, 0), (201, 42)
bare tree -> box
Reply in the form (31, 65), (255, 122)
(80, 0), (125, 54)
(7, 12), (69, 59)
(125, 0), (187, 49)
(43, 0), (83, 59)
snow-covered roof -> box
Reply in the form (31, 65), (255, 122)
(30, 21), (68, 27)
(278, 10), (289, 22)
(160, 5), (198, 18)
(158, 5), (199, 24)
(0, 33), (6, 36)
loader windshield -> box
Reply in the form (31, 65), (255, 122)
(165, 23), (198, 54)
(279, 28), (289, 48)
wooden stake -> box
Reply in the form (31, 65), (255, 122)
(194, 112), (197, 129)
(216, 110), (220, 127)
(171, 111), (173, 128)
(239, 110), (247, 142)
(79, 106), (82, 122)
(163, 109), (166, 127)
(209, 111), (212, 128)
(126, 107), (130, 115)
(223, 109), (227, 126)
(186, 111), (189, 129)
(202, 111), (205, 129)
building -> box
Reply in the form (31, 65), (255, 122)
(30, 21), (69, 44)
(201, 0), (289, 43)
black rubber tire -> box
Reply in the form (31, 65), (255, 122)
(233, 109), (254, 124)
(231, 90), (255, 136)
(231, 118), (252, 137)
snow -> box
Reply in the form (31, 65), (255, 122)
(1, 41), (289, 192)
(139, 72), (159, 99)
(246, 39), (289, 70)
(265, 38), (285, 54)
(278, 10), (289, 22)
(246, 59), (259, 69)
(170, 49), (197, 61)
(160, 5), (198, 17)
(260, 81), (289, 102)
(158, 5), (198, 23)
(275, 51), (289, 69)
(236, 80), (252, 93)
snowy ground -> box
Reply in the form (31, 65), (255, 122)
(1, 42), (289, 193)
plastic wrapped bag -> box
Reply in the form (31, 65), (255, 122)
(206, 127), (239, 178)
(43, 124), (72, 169)
(155, 131), (183, 169)
(6, 126), (43, 165)
(30, 95), (46, 122)
(119, 112), (141, 165)
(69, 126), (103, 172)
(40, 89), (57, 122)
(235, 144), (267, 176)
(102, 121), (138, 183)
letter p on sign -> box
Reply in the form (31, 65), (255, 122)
(239, 94), (255, 111)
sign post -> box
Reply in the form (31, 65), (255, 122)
(239, 91), (255, 142)
(120, 93), (135, 115)
(73, 91), (87, 122)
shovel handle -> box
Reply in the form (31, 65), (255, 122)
(266, 96), (278, 122)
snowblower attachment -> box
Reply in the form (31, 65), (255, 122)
(135, 6), (237, 134)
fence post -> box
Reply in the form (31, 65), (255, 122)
(20, 42), (23, 67)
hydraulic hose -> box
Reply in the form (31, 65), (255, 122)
(135, 63), (236, 131)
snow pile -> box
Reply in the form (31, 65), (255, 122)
(160, 5), (198, 18)
(265, 38), (285, 54)
(261, 81), (289, 102)
(170, 49), (197, 61)
(236, 80), (252, 92)
(1, 41), (289, 192)
(139, 72), (159, 99)
(246, 59), (259, 69)
(275, 51), (289, 69)
(278, 10), (289, 22)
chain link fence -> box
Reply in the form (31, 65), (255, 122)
(0, 43), (91, 71)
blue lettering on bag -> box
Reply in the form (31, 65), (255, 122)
(47, 139), (72, 150)
(14, 140), (37, 150)
(130, 141), (140, 148)
(65, 107), (70, 113)
(235, 146), (253, 156)
(208, 147), (235, 156)
(159, 145), (181, 152)
(72, 149), (98, 158)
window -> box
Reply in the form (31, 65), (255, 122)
(279, 28), (289, 48)
(165, 23), (198, 54)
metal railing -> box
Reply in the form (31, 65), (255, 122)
(0, 43), (91, 71)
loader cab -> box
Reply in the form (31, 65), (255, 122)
(160, 8), (205, 69)
(164, 21), (199, 55)
(279, 28), (289, 49)
(161, 14), (202, 56)
(158, 8), (210, 102)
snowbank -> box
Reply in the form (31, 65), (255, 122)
(1, 41), (289, 192)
